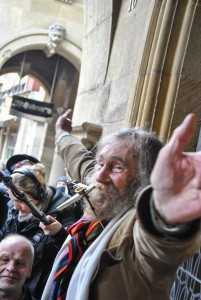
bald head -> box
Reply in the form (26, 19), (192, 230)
(0, 234), (34, 298)
(0, 234), (34, 268)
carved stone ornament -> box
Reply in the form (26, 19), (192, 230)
(46, 23), (65, 57)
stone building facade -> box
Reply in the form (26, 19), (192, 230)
(0, 1), (201, 297)
(0, 0), (201, 182)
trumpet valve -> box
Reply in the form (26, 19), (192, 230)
(75, 186), (85, 194)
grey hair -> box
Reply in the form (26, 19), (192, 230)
(96, 127), (163, 190)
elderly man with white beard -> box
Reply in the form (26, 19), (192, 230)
(41, 110), (201, 300)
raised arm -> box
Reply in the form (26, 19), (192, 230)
(55, 109), (73, 140)
(55, 109), (95, 183)
(151, 114), (201, 225)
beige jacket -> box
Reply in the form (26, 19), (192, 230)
(52, 134), (200, 300)
(88, 206), (199, 300)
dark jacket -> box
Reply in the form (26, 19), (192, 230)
(0, 185), (76, 300)
(0, 184), (9, 230)
(22, 284), (35, 300)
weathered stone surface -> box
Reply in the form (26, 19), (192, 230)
(1, 0), (201, 183)
(74, 0), (160, 132)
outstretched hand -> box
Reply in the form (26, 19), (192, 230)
(55, 109), (73, 139)
(151, 114), (201, 225)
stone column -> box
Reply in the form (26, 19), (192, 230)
(48, 152), (65, 185)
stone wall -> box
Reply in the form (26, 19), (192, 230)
(73, 0), (161, 135)
(73, 0), (201, 150)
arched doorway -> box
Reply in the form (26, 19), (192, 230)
(0, 46), (81, 181)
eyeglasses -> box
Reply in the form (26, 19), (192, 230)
(10, 160), (34, 171)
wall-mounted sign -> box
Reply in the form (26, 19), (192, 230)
(10, 95), (54, 123)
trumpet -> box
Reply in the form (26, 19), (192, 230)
(57, 183), (96, 211)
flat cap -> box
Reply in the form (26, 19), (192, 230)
(6, 154), (40, 173)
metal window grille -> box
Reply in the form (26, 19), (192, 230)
(170, 248), (201, 300)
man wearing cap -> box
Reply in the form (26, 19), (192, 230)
(6, 154), (40, 174)
(55, 176), (84, 219)
(56, 176), (68, 194)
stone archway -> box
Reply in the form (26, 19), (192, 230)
(0, 31), (82, 181)
(0, 30), (82, 71)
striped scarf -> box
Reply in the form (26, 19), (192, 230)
(49, 218), (104, 300)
